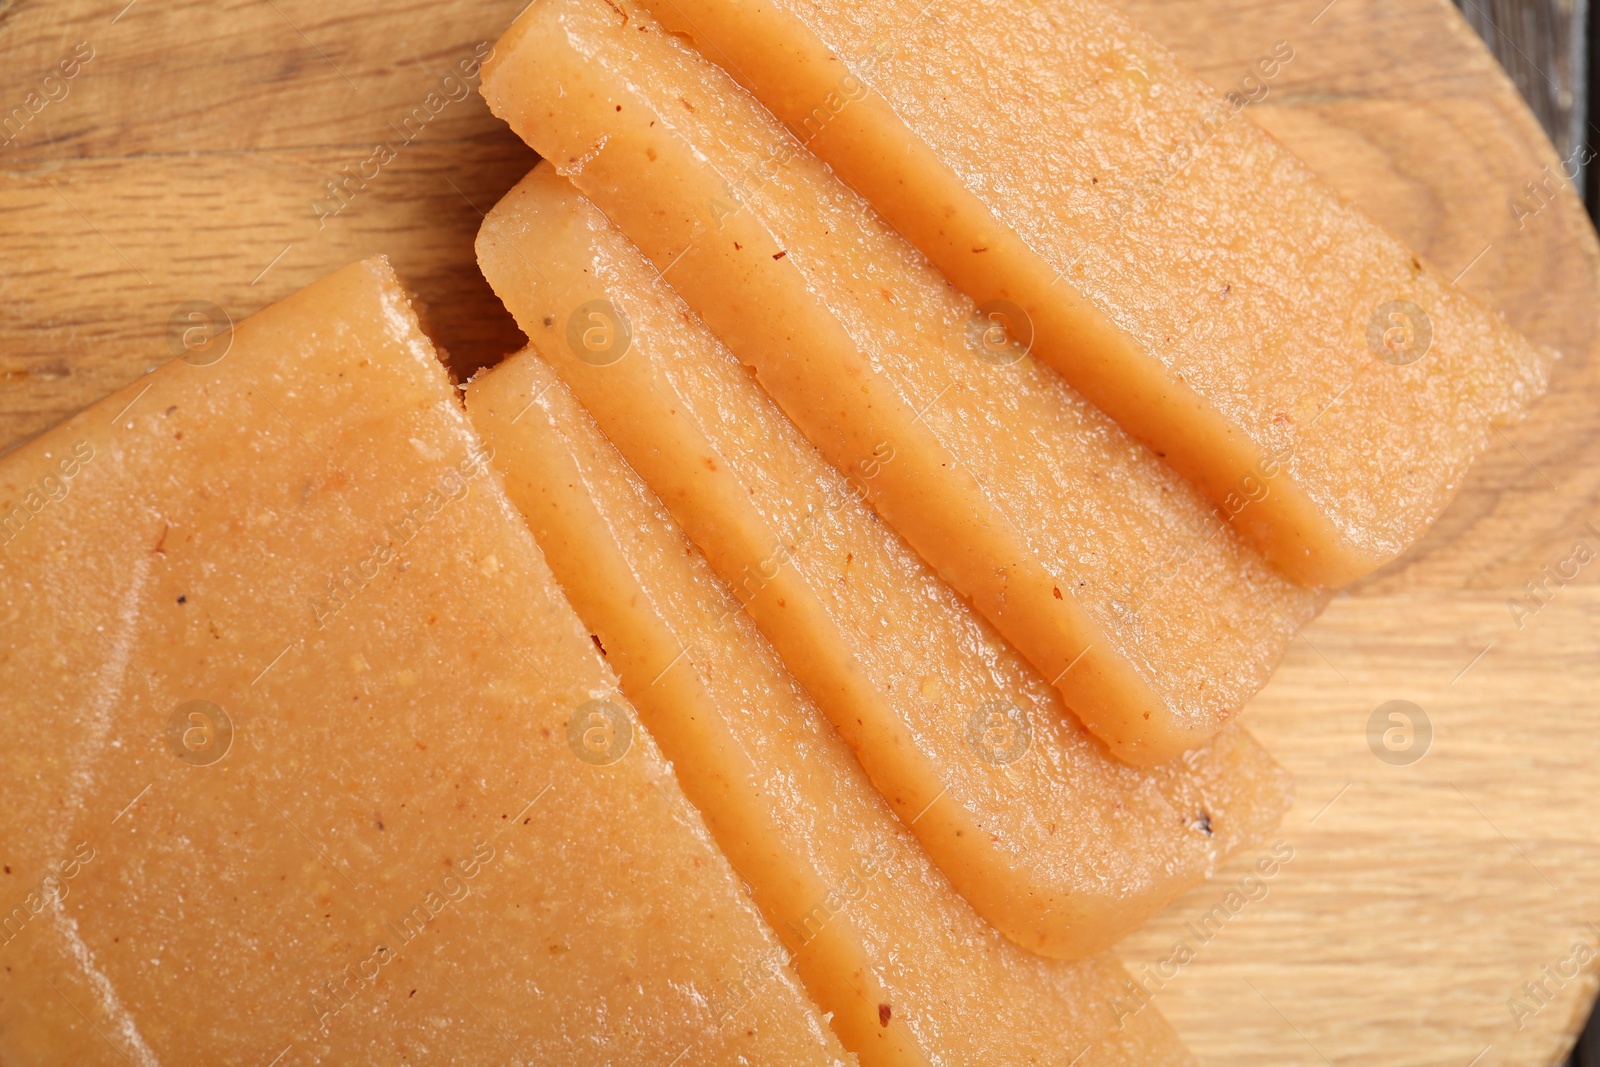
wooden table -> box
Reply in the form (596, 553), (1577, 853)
(2, 0), (1597, 1062)
(1449, 0), (1590, 180)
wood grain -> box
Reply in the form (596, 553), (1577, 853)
(1124, 1), (1600, 1063)
(1452, 0), (1589, 170)
(2, 0), (1599, 1063)
(0, 0), (537, 450)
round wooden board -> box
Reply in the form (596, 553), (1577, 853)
(1, 0), (1596, 1062)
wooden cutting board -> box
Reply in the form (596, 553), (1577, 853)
(1, 0), (1597, 1062)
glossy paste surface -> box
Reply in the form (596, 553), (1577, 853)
(480, 0), (1327, 763)
(474, 166), (1293, 959)
(638, 0), (1551, 587)
(0, 258), (845, 1066)
(469, 351), (1196, 1065)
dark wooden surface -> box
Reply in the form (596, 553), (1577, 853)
(1455, 0), (1589, 167)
